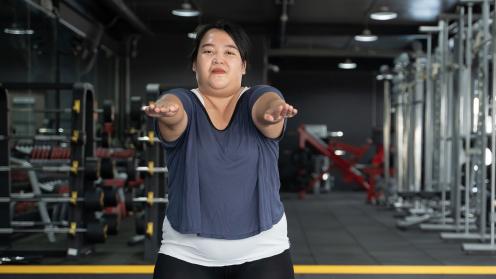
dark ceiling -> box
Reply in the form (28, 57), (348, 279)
(122, 0), (458, 70)
(125, 0), (458, 51)
(1, 0), (459, 70)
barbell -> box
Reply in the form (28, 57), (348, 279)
(0, 222), (108, 243)
(3, 157), (100, 181)
(0, 189), (105, 211)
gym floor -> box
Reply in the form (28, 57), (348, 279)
(1, 192), (496, 279)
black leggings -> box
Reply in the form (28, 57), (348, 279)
(153, 249), (295, 279)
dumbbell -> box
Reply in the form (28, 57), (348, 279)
(102, 213), (119, 235)
(101, 186), (119, 207)
(100, 158), (116, 179)
(95, 156), (138, 182)
(135, 212), (146, 235)
(134, 212), (159, 239)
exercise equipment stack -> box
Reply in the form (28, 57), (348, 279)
(379, 0), (496, 253)
(0, 83), (113, 257)
(124, 83), (168, 261)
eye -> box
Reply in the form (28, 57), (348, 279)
(202, 49), (213, 54)
(226, 50), (236, 56)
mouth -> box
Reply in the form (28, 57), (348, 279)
(211, 69), (226, 74)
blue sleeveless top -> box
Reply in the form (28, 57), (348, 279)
(154, 85), (286, 240)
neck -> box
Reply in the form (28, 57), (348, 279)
(199, 86), (242, 111)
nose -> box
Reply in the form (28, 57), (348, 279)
(212, 54), (224, 65)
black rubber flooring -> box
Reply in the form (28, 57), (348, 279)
(284, 192), (496, 266)
(2, 191), (496, 279)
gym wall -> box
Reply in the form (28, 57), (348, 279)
(0, 1), (121, 113)
(271, 70), (384, 191)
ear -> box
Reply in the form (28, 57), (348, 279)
(192, 62), (197, 72)
(242, 61), (247, 75)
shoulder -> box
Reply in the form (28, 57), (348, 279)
(246, 85), (284, 108)
(160, 88), (198, 102)
(161, 88), (194, 98)
(160, 88), (196, 114)
(245, 85), (282, 95)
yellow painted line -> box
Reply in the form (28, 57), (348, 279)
(293, 265), (496, 274)
(1, 265), (496, 275)
(0, 266), (153, 274)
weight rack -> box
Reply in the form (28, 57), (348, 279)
(0, 82), (102, 257)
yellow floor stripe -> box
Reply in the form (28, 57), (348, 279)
(293, 265), (496, 274)
(1, 265), (496, 275)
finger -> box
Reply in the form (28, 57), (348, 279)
(264, 113), (275, 122)
(144, 111), (161, 118)
(164, 105), (179, 116)
(160, 105), (171, 113)
(154, 106), (163, 113)
(144, 104), (177, 118)
(144, 106), (158, 117)
(286, 109), (296, 118)
(164, 111), (177, 117)
(162, 104), (177, 115)
(284, 105), (293, 117)
(279, 104), (290, 117)
(169, 104), (179, 112)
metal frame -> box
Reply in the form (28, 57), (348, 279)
(0, 87), (10, 248)
(143, 84), (168, 261)
(463, 0), (496, 252)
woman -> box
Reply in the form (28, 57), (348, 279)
(145, 20), (298, 279)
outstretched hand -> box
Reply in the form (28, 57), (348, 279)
(263, 100), (298, 123)
(144, 102), (179, 118)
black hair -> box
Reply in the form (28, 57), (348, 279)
(190, 20), (250, 68)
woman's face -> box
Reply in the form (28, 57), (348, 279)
(193, 29), (246, 92)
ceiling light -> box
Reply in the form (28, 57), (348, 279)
(370, 6), (398, 21)
(172, 1), (200, 17)
(187, 32), (197, 39)
(4, 23), (34, 35)
(354, 29), (378, 42)
(268, 64), (280, 73)
(338, 59), (357, 70)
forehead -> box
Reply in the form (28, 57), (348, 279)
(200, 29), (237, 47)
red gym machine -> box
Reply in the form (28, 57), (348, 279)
(297, 124), (387, 202)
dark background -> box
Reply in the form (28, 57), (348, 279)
(0, 0), (454, 189)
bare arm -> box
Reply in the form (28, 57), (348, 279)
(144, 94), (188, 142)
(251, 92), (298, 139)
